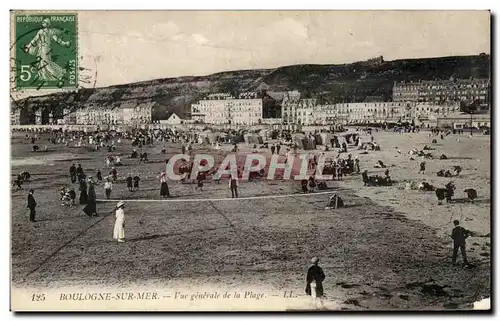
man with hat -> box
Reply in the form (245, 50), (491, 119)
(305, 257), (326, 309)
(229, 173), (239, 198)
(126, 173), (133, 192)
(451, 220), (470, 266)
(104, 177), (113, 199)
(113, 201), (125, 243)
(76, 164), (84, 182)
(69, 164), (77, 183)
(111, 167), (118, 181)
(27, 189), (37, 222)
(133, 174), (140, 191)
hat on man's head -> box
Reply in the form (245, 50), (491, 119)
(311, 257), (319, 264)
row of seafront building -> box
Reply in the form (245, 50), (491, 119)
(189, 91), (458, 127)
(189, 81), (490, 129)
(11, 101), (153, 127)
(11, 77), (491, 129)
(393, 77), (490, 107)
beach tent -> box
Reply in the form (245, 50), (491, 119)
(229, 133), (245, 144)
(303, 136), (317, 150)
(292, 133), (306, 149)
(341, 132), (359, 144)
(314, 133), (323, 145)
(198, 131), (219, 144)
(331, 135), (340, 148)
(244, 134), (263, 145)
(258, 129), (270, 140)
(314, 132), (332, 145)
(292, 133), (316, 150)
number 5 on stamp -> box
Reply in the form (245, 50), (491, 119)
(15, 13), (78, 89)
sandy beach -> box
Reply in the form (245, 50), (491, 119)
(10, 129), (491, 310)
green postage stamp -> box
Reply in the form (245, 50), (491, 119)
(14, 13), (78, 89)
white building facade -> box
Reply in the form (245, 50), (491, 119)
(393, 78), (490, 110)
(281, 91), (301, 125)
(161, 113), (184, 125)
(63, 102), (153, 126)
(311, 102), (461, 125)
(11, 109), (21, 125)
(190, 92), (263, 125)
(295, 98), (317, 125)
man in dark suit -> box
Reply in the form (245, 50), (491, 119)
(305, 257), (326, 309)
(229, 174), (239, 198)
(69, 164), (77, 183)
(76, 164), (84, 181)
(451, 220), (470, 266)
(27, 189), (37, 222)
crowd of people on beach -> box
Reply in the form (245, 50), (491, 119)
(14, 124), (480, 309)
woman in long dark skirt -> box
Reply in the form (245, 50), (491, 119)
(86, 181), (97, 216)
(158, 171), (170, 198)
(79, 179), (88, 205)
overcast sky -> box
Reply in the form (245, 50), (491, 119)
(15, 10), (492, 94)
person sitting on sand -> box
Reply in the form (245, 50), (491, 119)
(326, 194), (344, 209)
(12, 178), (22, 190)
(17, 172), (25, 185)
(96, 169), (103, 183)
(418, 161), (426, 174)
(452, 165), (462, 176)
(139, 152), (149, 163)
(317, 181), (328, 190)
(301, 179), (309, 193)
(362, 170), (369, 186)
(418, 180), (435, 191)
(308, 175), (317, 192)
(374, 160), (386, 168)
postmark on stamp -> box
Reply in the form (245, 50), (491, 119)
(14, 13), (78, 89)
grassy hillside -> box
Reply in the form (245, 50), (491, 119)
(12, 54), (490, 121)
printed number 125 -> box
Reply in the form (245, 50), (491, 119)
(31, 293), (46, 301)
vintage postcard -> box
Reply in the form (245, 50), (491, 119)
(10, 10), (491, 311)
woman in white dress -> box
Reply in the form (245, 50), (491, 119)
(113, 201), (125, 243)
